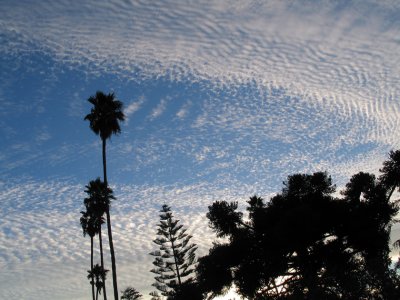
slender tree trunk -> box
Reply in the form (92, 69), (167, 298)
(99, 228), (107, 300)
(102, 139), (108, 185)
(102, 138), (119, 300)
(91, 236), (95, 300)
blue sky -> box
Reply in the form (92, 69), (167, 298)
(1, 0), (400, 299)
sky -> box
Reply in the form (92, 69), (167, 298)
(1, 0), (400, 299)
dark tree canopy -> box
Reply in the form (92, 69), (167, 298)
(150, 205), (198, 297)
(120, 287), (142, 300)
(84, 91), (125, 141)
(198, 168), (400, 299)
(84, 178), (115, 213)
(89, 264), (109, 300)
(80, 210), (101, 240)
(167, 280), (203, 300)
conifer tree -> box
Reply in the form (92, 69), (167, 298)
(150, 205), (197, 297)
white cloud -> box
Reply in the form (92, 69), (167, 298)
(35, 130), (51, 143)
(1, 1), (400, 299)
(0, 178), (257, 299)
(176, 100), (191, 119)
(1, 176), (398, 299)
(149, 99), (167, 120)
(1, 1), (399, 149)
(125, 95), (145, 122)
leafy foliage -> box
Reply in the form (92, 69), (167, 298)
(83, 178), (115, 213)
(84, 91), (125, 141)
(150, 205), (198, 297)
(167, 279), (203, 300)
(88, 264), (109, 300)
(198, 168), (400, 299)
(379, 150), (400, 195)
(120, 287), (142, 300)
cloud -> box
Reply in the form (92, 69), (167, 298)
(1, 1), (400, 298)
(1, 174), (399, 299)
(125, 95), (145, 122)
(0, 178), (257, 299)
(35, 129), (51, 143)
(1, 1), (399, 161)
(149, 98), (167, 120)
(1, 1), (398, 93)
(176, 100), (191, 119)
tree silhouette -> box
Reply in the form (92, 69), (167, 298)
(379, 150), (400, 287)
(167, 280), (202, 300)
(83, 178), (114, 300)
(80, 210), (100, 300)
(150, 205), (197, 297)
(379, 150), (400, 200)
(120, 287), (142, 300)
(89, 264), (109, 300)
(197, 168), (400, 299)
(340, 171), (400, 298)
(85, 91), (125, 300)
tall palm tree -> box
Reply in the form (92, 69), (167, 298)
(84, 178), (113, 300)
(85, 91), (125, 300)
(89, 264), (109, 300)
(80, 211), (97, 300)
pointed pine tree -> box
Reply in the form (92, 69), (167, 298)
(85, 91), (125, 300)
(150, 205), (197, 297)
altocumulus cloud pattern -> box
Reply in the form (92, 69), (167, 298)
(0, 0), (400, 299)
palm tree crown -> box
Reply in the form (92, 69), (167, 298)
(84, 91), (125, 141)
(80, 210), (104, 243)
(84, 178), (115, 213)
(89, 264), (109, 300)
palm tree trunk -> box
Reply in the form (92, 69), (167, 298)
(102, 138), (119, 300)
(91, 236), (95, 300)
(102, 138), (108, 185)
(99, 228), (107, 300)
